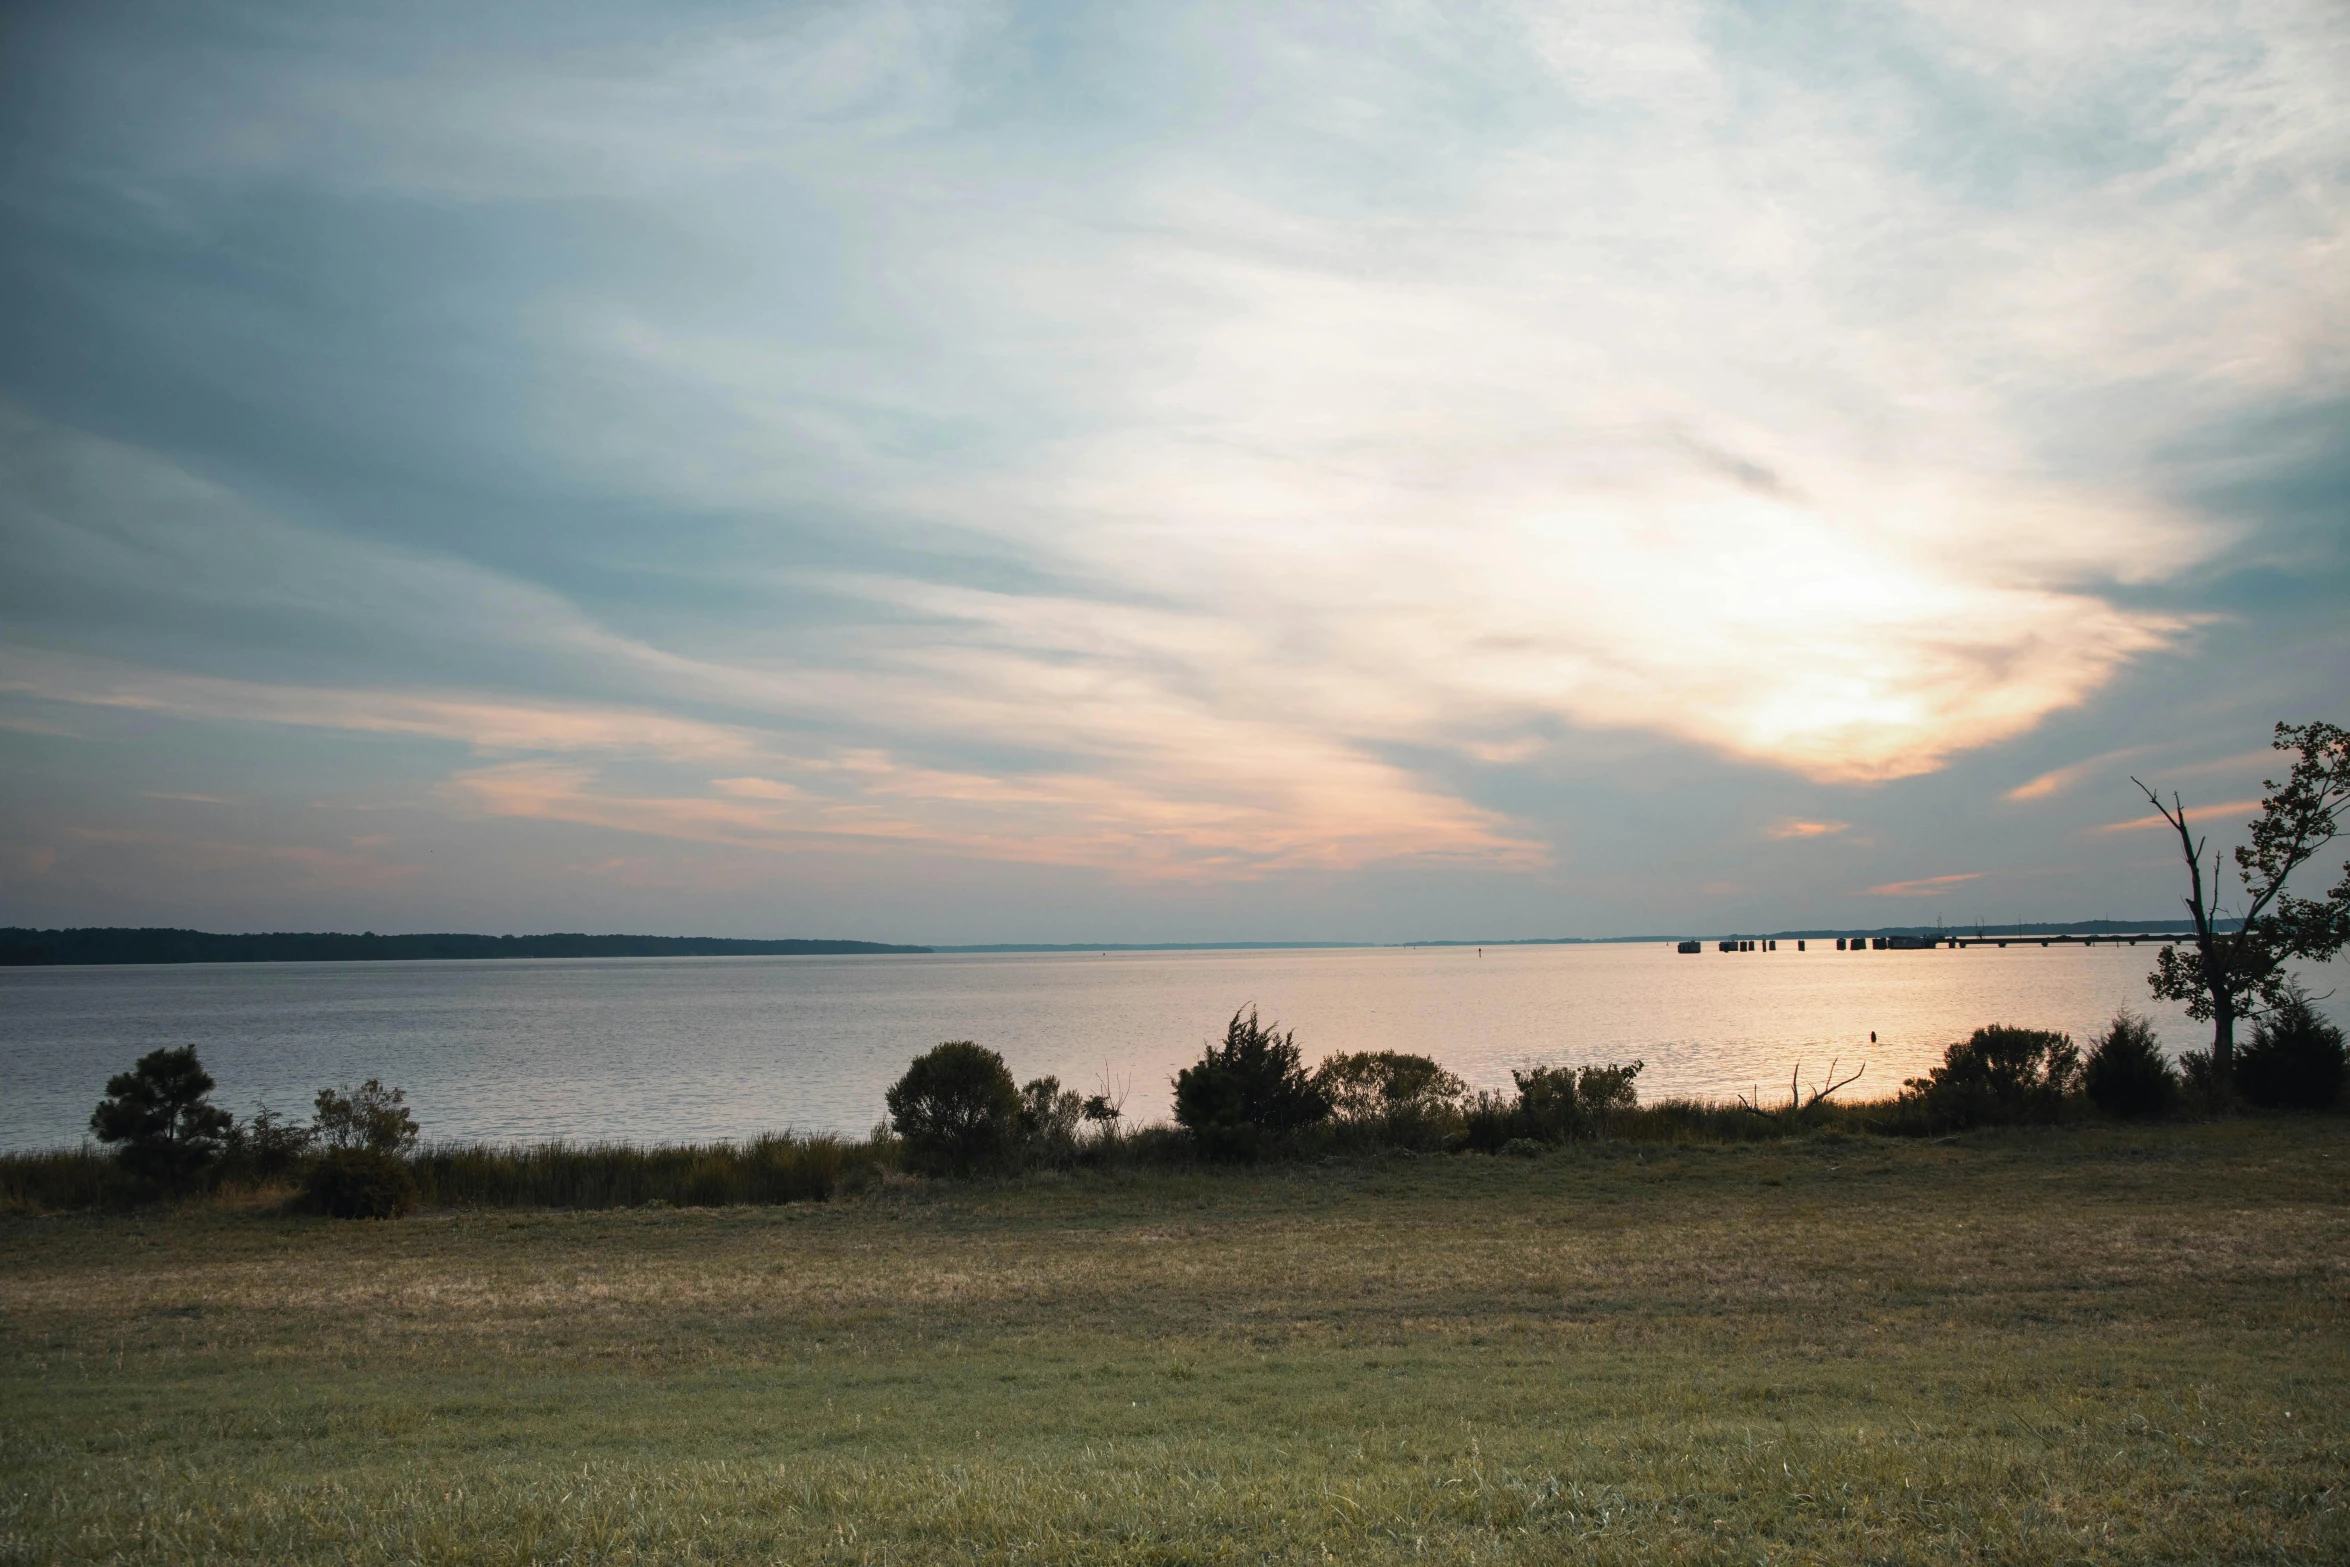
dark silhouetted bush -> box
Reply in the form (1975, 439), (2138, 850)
(1018, 1076), (1084, 1167)
(2083, 1011), (2178, 1119)
(1460, 1090), (1518, 1152)
(223, 1104), (316, 1179)
(301, 1147), (419, 1219)
(1174, 1009), (1330, 1160)
(313, 1080), (419, 1154)
(1513, 1060), (1645, 1142)
(2177, 1049), (2230, 1111)
(887, 1041), (1022, 1175)
(2237, 986), (2346, 1110)
(89, 1046), (234, 1191)
(1901, 1025), (2080, 1128)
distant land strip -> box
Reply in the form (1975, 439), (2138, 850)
(0, 920), (2228, 967)
(0, 929), (932, 967)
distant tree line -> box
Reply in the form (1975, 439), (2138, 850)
(0, 929), (930, 966)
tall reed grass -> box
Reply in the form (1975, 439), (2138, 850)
(412, 1133), (885, 1209)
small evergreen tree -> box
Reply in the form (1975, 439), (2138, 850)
(886, 1041), (1022, 1175)
(90, 1047), (234, 1190)
(2082, 1011), (2179, 1119)
(2236, 985), (2346, 1109)
(1173, 1009), (1329, 1160)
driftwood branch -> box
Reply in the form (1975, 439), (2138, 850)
(1738, 1058), (1866, 1118)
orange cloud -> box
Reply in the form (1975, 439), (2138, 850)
(1863, 871), (1983, 897)
(443, 751), (1541, 881)
(1767, 818), (1849, 839)
(2094, 799), (2263, 833)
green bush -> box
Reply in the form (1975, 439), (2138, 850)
(887, 1041), (1022, 1175)
(1174, 1010), (1330, 1160)
(89, 1046), (234, 1192)
(222, 1104), (316, 1180)
(1901, 1025), (2079, 1129)
(2083, 1011), (2179, 1119)
(313, 1080), (420, 1154)
(1311, 1052), (1465, 1149)
(2237, 987), (2346, 1110)
(301, 1147), (419, 1219)
(1017, 1076), (1085, 1167)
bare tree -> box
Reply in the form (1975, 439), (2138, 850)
(2136, 721), (2350, 1085)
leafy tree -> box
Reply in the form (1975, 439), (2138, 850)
(2137, 721), (2350, 1086)
(885, 1041), (1022, 1175)
(313, 1080), (420, 1154)
(1173, 1009), (1329, 1160)
(1901, 1026), (2079, 1128)
(89, 1046), (234, 1189)
(2235, 985), (2346, 1110)
(2081, 1011), (2178, 1119)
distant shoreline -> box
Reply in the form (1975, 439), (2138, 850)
(0, 929), (932, 967)
(0, 920), (2221, 968)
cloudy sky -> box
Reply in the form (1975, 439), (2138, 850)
(1, 0), (2344, 943)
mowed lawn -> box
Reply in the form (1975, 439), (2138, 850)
(4, 1121), (2346, 1564)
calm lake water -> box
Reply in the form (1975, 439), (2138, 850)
(5, 943), (2346, 1151)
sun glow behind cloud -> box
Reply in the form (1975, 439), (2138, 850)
(2, 0), (2346, 895)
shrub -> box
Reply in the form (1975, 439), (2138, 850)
(1499, 1137), (1545, 1159)
(301, 1147), (419, 1219)
(1901, 1025), (2080, 1128)
(2083, 1011), (2178, 1119)
(1311, 1052), (1465, 1148)
(1511, 1060), (1644, 1143)
(2178, 1049), (2229, 1111)
(223, 1104), (316, 1179)
(89, 1046), (234, 1191)
(886, 1041), (1022, 1175)
(313, 1080), (420, 1154)
(1461, 1090), (1519, 1152)
(1018, 1076), (1085, 1167)
(1173, 1009), (1330, 1160)
(2237, 986), (2347, 1110)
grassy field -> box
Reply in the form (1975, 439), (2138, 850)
(3, 1119), (2346, 1564)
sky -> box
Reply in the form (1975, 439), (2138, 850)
(1, 0), (2345, 945)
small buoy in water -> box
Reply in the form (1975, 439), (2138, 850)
(1870, 1030), (1877, 1044)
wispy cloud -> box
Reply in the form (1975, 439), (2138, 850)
(1768, 819), (1851, 840)
(2094, 799), (2266, 834)
(1863, 872), (1984, 898)
(0, 649), (758, 762)
(2, 0), (2344, 917)
(2007, 748), (2151, 802)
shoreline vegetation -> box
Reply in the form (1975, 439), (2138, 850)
(10, 1004), (2343, 1218)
